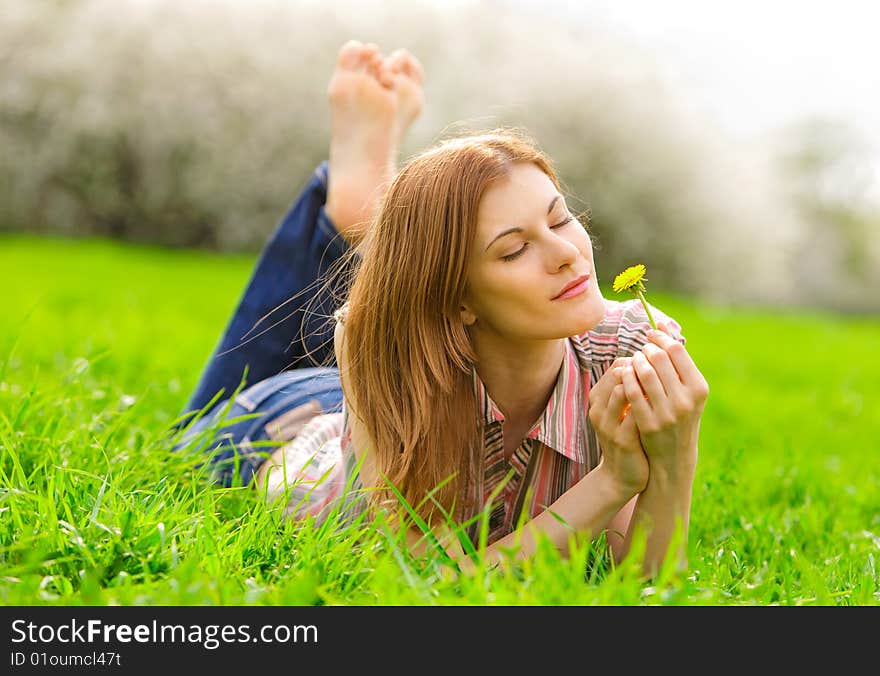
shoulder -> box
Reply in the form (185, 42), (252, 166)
(333, 301), (350, 327)
(333, 303), (351, 390)
(579, 298), (685, 364)
(333, 302), (350, 362)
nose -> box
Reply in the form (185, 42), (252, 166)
(547, 232), (580, 270)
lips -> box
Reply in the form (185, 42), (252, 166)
(552, 274), (590, 300)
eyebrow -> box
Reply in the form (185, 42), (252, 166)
(484, 195), (562, 252)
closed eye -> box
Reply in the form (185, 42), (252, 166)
(501, 215), (574, 262)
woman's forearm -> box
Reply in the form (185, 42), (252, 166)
(460, 463), (637, 571)
(623, 453), (697, 577)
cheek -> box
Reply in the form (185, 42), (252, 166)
(578, 235), (595, 264)
(490, 279), (536, 314)
(480, 263), (528, 293)
(471, 272), (539, 327)
(510, 271), (546, 303)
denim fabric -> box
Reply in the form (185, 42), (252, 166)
(181, 160), (352, 419)
(175, 368), (344, 487)
(175, 161), (352, 487)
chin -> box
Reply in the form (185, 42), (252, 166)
(552, 312), (601, 338)
(542, 290), (606, 335)
(577, 294), (607, 332)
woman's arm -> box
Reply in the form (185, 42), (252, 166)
(402, 461), (638, 577)
(457, 462), (639, 574)
(623, 454), (697, 576)
(428, 352), (654, 574)
(335, 319), (646, 574)
(617, 323), (709, 577)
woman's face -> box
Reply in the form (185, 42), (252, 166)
(462, 162), (606, 341)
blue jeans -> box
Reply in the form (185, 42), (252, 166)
(174, 161), (352, 487)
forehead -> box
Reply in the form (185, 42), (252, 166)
(476, 163), (559, 228)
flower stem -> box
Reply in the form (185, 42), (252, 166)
(635, 288), (657, 330)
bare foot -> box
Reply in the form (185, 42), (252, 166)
(324, 41), (425, 247)
(383, 48), (426, 153)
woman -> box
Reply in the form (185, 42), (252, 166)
(176, 40), (709, 578)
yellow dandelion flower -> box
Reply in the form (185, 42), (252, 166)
(612, 264), (647, 293)
(613, 263), (657, 329)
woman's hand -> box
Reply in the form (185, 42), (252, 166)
(619, 323), (709, 471)
(588, 358), (650, 494)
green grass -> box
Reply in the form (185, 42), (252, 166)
(1, 234), (878, 605)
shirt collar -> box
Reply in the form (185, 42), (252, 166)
(470, 337), (591, 464)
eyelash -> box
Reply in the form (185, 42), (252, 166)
(501, 215), (575, 262)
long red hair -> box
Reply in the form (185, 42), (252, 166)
(313, 127), (568, 526)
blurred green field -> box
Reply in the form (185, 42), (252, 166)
(1, 234), (878, 605)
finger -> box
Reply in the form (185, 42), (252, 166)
(632, 350), (668, 405)
(591, 357), (631, 406)
(618, 403), (640, 438)
(646, 328), (704, 389)
(603, 383), (630, 428)
(642, 342), (684, 395)
(621, 361), (654, 427)
(596, 366), (626, 421)
(642, 342), (696, 415)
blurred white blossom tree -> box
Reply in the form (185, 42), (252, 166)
(1, 0), (877, 311)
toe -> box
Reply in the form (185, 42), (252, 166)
(377, 59), (396, 88)
(366, 52), (395, 89)
(337, 40), (364, 69)
(338, 40), (381, 72)
(355, 44), (380, 73)
(366, 51), (384, 76)
(388, 48), (425, 83)
(411, 57), (425, 83)
(360, 43), (380, 65)
(387, 48), (407, 73)
(404, 53), (425, 84)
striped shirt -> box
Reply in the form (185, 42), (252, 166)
(266, 298), (684, 547)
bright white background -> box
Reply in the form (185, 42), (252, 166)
(514, 0), (880, 196)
